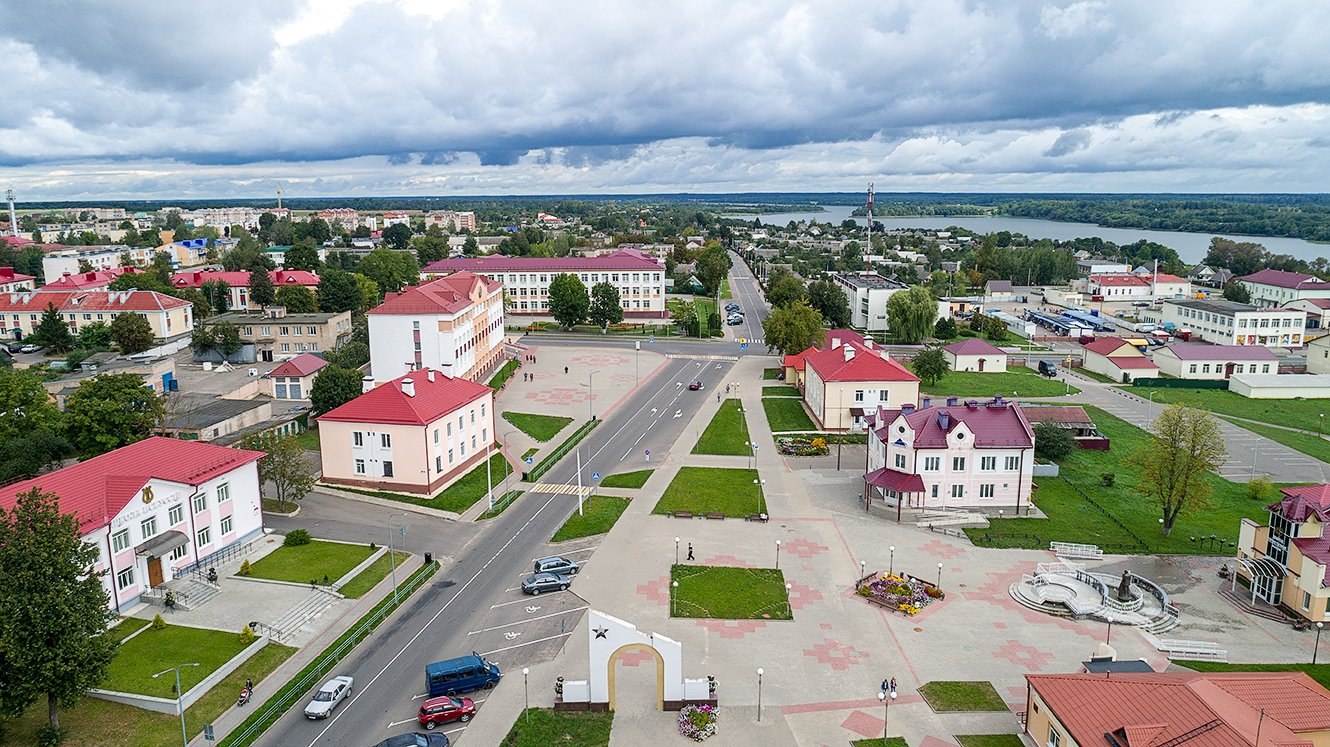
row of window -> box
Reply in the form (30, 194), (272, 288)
(892, 454), (1021, 472)
(515, 299), (656, 311)
(109, 485), (230, 555)
(240, 325), (324, 337)
(1174, 308), (1302, 328)
(509, 286), (658, 298)
(113, 518), (234, 591)
(503, 272), (662, 284)
(1187, 363), (1272, 374)
(853, 389), (891, 403)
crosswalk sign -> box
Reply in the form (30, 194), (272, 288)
(740, 343), (748, 350)
(592, 472), (600, 480)
(524, 456), (534, 465)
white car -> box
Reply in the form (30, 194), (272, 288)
(304, 675), (354, 719)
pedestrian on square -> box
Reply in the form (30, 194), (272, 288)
(565, 366), (569, 374)
(687, 543), (695, 561)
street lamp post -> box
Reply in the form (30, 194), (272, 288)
(937, 562), (943, 588)
(756, 667), (764, 722)
(153, 662), (200, 747)
(675, 536), (680, 566)
(1159, 517), (1166, 551)
(388, 512), (408, 606)
(878, 688), (897, 740)
(588, 371), (597, 421)
(1148, 391), (1158, 422)
(753, 478), (766, 515)
(785, 582), (792, 617)
(1315, 622), (1324, 665)
(889, 546), (894, 577)
(523, 667), (530, 723)
(775, 539), (781, 569)
(1251, 443), (1258, 480)
(672, 580), (678, 616)
(859, 560), (866, 588)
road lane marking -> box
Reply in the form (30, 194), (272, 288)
(467, 607), (588, 635)
(491, 597), (535, 609)
(480, 631), (574, 656)
(388, 718), (415, 727)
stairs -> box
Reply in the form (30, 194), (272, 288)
(175, 578), (222, 610)
(1217, 585), (1292, 624)
(267, 588), (340, 641)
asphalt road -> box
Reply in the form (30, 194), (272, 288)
(258, 353), (736, 747)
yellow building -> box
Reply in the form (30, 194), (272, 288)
(1236, 484), (1330, 622)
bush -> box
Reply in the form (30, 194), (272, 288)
(238, 558), (253, 576)
(1247, 475), (1274, 501)
(1033, 422), (1075, 461)
(239, 625), (257, 645)
(1100, 473), (1116, 487)
(283, 529), (312, 546)
(151, 613), (167, 631)
(36, 725), (66, 747)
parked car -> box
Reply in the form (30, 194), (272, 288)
(19, 344), (40, 354)
(534, 556), (580, 576)
(304, 675), (353, 719)
(5, 342), (22, 353)
(1037, 360), (1058, 378)
(520, 572), (570, 595)
(727, 317), (743, 326)
(418, 695), (476, 729)
(373, 733), (449, 747)
(688, 380), (703, 390)
(725, 303), (740, 312)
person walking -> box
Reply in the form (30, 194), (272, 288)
(687, 543), (695, 561)
(564, 366), (569, 374)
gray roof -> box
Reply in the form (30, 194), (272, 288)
(985, 280), (1013, 293)
(1166, 298), (1259, 315)
(164, 394), (268, 429)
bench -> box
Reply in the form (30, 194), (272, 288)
(672, 511), (695, 519)
(745, 513), (769, 523)
(706, 512), (726, 520)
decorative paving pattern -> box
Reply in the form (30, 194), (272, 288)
(840, 710), (883, 738)
(787, 581), (824, 610)
(703, 554), (754, 568)
(693, 619), (767, 639)
(820, 622), (834, 630)
(634, 574), (670, 606)
(616, 648), (656, 667)
(920, 736), (962, 747)
(802, 638), (870, 671)
(783, 537), (830, 558)
(961, 563), (1029, 603)
(524, 387), (590, 406)
(993, 639), (1056, 671)
(917, 539), (967, 560)
(569, 353), (630, 367)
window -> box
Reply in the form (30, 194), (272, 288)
(381, 433), (392, 448)
(448, 449), (454, 464)
(435, 455), (442, 472)
(196, 526), (211, 547)
(1262, 364), (1271, 373)
(141, 516), (156, 538)
(952, 457), (966, 471)
(353, 431), (363, 447)
(460, 441), (466, 457)
(355, 459), (365, 474)
(480, 403), (486, 418)
(1202, 364), (1210, 373)
(168, 504), (183, 525)
(446, 422), (451, 436)
(951, 484), (964, 498)
(220, 516), (233, 535)
(482, 427), (488, 443)
(308, 326), (317, 335)
(894, 454), (906, 469)
(383, 461), (394, 477)
(1005, 456), (1019, 471)
(280, 343), (290, 353)
(1189, 364), (1197, 373)
(1304, 591), (1312, 611)
(116, 567), (135, 590)
(1049, 728), (1061, 747)
(879, 390), (889, 402)
(470, 409), (475, 423)
(170, 543), (188, 561)
(111, 529), (130, 553)
(924, 456), (940, 471)
(980, 484), (995, 498)
(217, 483), (230, 503)
(981, 456), (996, 471)
(433, 428), (440, 444)
(930, 484), (939, 498)
(279, 326), (289, 335)
(854, 390), (865, 402)
(193, 493), (206, 513)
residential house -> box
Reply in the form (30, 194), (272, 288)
(423, 211), (477, 232)
(864, 395), (1035, 514)
(1159, 298), (1306, 348)
(40, 267), (140, 292)
(203, 307), (352, 362)
(1236, 484), (1330, 621)
(1187, 263), (1233, 288)
(127, 238), (211, 269)
(830, 272), (909, 333)
(1239, 268), (1330, 308)
(1025, 671), (1330, 747)
(1151, 344), (1278, 380)
(170, 269), (320, 312)
(317, 369), (497, 496)
(0, 267), (35, 293)
(0, 289), (192, 342)
(265, 245), (327, 268)
(42, 246), (127, 279)
(266, 352), (328, 400)
(367, 271), (506, 382)
(942, 338), (1007, 373)
(423, 250), (667, 317)
(983, 279), (1015, 302)
(1080, 337), (1158, 382)
(1285, 297), (1330, 332)
(804, 338), (920, 431)
(781, 330), (867, 387)
(0, 437), (265, 614)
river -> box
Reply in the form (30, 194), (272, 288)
(724, 205), (1329, 265)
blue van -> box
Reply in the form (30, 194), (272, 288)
(425, 653), (501, 697)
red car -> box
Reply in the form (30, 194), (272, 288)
(688, 380), (703, 390)
(418, 695), (476, 729)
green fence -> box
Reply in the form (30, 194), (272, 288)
(1130, 378), (1229, 390)
(524, 419), (601, 482)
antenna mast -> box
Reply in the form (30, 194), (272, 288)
(866, 183), (875, 261)
(276, 184), (283, 211)
(6, 189), (17, 237)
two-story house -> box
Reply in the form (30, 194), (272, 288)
(1239, 268), (1330, 308)
(367, 270), (506, 382)
(804, 338), (920, 431)
(1235, 484), (1330, 622)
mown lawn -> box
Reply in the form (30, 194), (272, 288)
(763, 396), (816, 431)
(245, 539), (375, 586)
(923, 369), (1078, 397)
(693, 398), (751, 455)
(1146, 387), (1330, 429)
(487, 359), (520, 389)
(653, 466), (764, 517)
(500, 709), (613, 747)
(503, 411), (573, 442)
(918, 681), (1008, 712)
(102, 624), (251, 698)
(477, 489), (524, 520)
(292, 426), (321, 452)
(551, 496), (632, 542)
(762, 368), (783, 380)
(600, 469), (654, 488)
(1221, 417), (1330, 463)
(853, 740), (909, 747)
(1075, 367), (1121, 384)
(966, 406), (1270, 554)
(955, 736), (1025, 747)
(671, 565), (791, 619)
(337, 550), (409, 598)
(763, 385), (801, 397)
(338, 453), (512, 513)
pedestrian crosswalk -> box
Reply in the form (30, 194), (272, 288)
(531, 483), (594, 496)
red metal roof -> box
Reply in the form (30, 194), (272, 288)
(1270, 485), (1330, 523)
(865, 467), (925, 493)
(805, 342), (919, 383)
(1159, 344), (1278, 361)
(1110, 358), (1159, 370)
(0, 267), (35, 283)
(874, 400), (1034, 448)
(41, 267), (139, 290)
(423, 249), (662, 274)
(943, 338), (1005, 356)
(268, 352), (328, 378)
(2, 289), (189, 313)
(317, 369), (491, 426)
(782, 345), (818, 372)
(1240, 268), (1330, 290)
(0, 437), (264, 534)
(367, 271), (500, 316)
(170, 270), (319, 289)
(1082, 337), (1136, 355)
(1091, 274), (1150, 287)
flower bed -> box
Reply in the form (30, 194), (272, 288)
(776, 436), (829, 456)
(678, 703), (718, 741)
(856, 573), (945, 616)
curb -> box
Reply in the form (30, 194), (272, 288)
(313, 484), (463, 521)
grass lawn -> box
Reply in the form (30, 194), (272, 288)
(600, 469), (654, 489)
(1221, 417), (1330, 463)
(671, 565), (791, 619)
(693, 399), (751, 455)
(261, 498), (298, 515)
(503, 411), (573, 442)
(292, 426), (321, 452)
(923, 369), (1078, 397)
(245, 539), (375, 586)
(6, 639), (294, 747)
(487, 359), (519, 389)
(918, 681), (1009, 712)
(340, 453), (512, 513)
(966, 406), (1269, 555)
(551, 496), (632, 542)
(1145, 387), (1330, 429)
(337, 550), (409, 598)
(853, 740), (908, 747)
(763, 368), (783, 380)
(956, 736), (1024, 747)
(763, 396), (816, 431)
(653, 466), (764, 517)
(102, 624), (252, 698)
(1176, 661), (1330, 691)
(500, 708), (613, 747)
(523, 447), (539, 460)
(477, 489), (525, 520)
(1076, 367), (1122, 384)
(763, 385), (802, 397)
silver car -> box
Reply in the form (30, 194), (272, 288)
(533, 556), (580, 576)
(304, 675), (353, 719)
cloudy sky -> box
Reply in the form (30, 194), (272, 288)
(3, 0), (1328, 200)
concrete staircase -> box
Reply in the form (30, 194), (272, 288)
(267, 588), (340, 641)
(1217, 585), (1292, 624)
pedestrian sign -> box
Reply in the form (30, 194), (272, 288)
(524, 456), (534, 465)
(740, 343), (748, 350)
(592, 472), (600, 480)
(739, 337), (747, 344)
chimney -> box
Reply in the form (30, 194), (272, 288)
(361, 375), (375, 394)
(844, 345), (855, 362)
(921, 396), (932, 410)
(426, 369), (435, 383)
(946, 396), (959, 407)
(62, 271), (71, 279)
(830, 335), (842, 349)
(966, 400), (979, 409)
(863, 339), (874, 349)
(401, 378), (415, 398)
(990, 395), (1003, 408)
(938, 412), (951, 430)
(901, 403), (916, 415)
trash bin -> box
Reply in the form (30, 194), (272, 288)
(424, 552), (433, 565)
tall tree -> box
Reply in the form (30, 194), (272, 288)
(1137, 404), (1226, 536)
(282, 239), (322, 272)
(109, 313), (155, 354)
(694, 242), (732, 296)
(248, 267), (275, 309)
(588, 281), (624, 330)
(548, 273), (590, 328)
(766, 273), (807, 308)
(148, 251), (174, 285)
(885, 285), (938, 344)
(462, 234), (479, 256)
(310, 366), (365, 416)
(1033, 421), (1075, 461)
(200, 279), (231, 314)
(353, 274), (381, 312)
(761, 301), (826, 355)
(0, 488), (118, 738)
(238, 432), (316, 510)
(76, 321), (114, 351)
(275, 284), (318, 313)
(412, 235), (449, 266)
(0, 368), (62, 443)
(910, 347), (948, 387)
(317, 269), (362, 313)
(807, 279), (851, 328)
(63, 374), (165, 457)
(29, 303), (74, 354)
(1222, 281), (1251, 304)
(381, 223), (413, 251)
(356, 247), (419, 294)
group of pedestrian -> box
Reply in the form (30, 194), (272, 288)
(523, 372), (535, 381)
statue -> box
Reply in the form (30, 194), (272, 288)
(1116, 570), (1133, 602)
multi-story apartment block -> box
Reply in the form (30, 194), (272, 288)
(203, 307), (352, 362)
(381, 212), (412, 227)
(1236, 484), (1330, 622)
(42, 246), (127, 279)
(1239, 268), (1330, 308)
(831, 272), (909, 333)
(367, 271), (505, 382)
(1158, 298), (1307, 348)
(127, 238), (211, 269)
(159, 207), (289, 231)
(316, 208), (377, 232)
(0, 289), (192, 342)
(423, 211), (477, 232)
(0, 267), (36, 293)
(170, 269), (320, 311)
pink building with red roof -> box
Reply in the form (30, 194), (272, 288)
(41, 267), (140, 292)
(0, 437), (265, 614)
(1239, 268), (1330, 308)
(317, 368), (497, 496)
(170, 269), (319, 311)
(1236, 484), (1330, 622)
(864, 395), (1035, 515)
(0, 289), (192, 343)
(804, 337), (920, 431)
(367, 271), (506, 382)
(0, 266), (35, 293)
(266, 352), (328, 399)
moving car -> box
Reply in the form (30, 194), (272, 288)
(1037, 360), (1058, 378)
(425, 653), (501, 697)
(688, 380), (703, 390)
(372, 733), (449, 747)
(418, 695), (476, 729)
(520, 572), (570, 595)
(534, 556), (580, 576)
(303, 675), (353, 719)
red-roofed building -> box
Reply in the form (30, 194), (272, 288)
(0, 437), (265, 613)
(0, 266), (35, 293)
(804, 338), (920, 431)
(1081, 337), (1158, 382)
(422, 250), (667, 318)
(41, 267), (140, 291)
(1240, 268), (1330, 308)
(943, 337), (1008, 373)
(864, 395), (1035, 514)
(1236, 484), (1330, 622)
(0, 289), (192, 343)
(266, 352), (328, 399)
(1083, 272), (1191, 299)
(170, 269), (320, 311)
(367, 271), (505, 382)
(1025, 671), (1330, 747)
(317, 369), (497, 496)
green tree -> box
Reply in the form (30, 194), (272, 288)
(0, 487), (118, 738)
(0, 430), (72, 484)
(353, 274), (381, 312)
(548, 273), (590, 328)
(934, 317), (958, 339)
(322, 340), (370, 369)
(201, 279), (231, 314)
(910, 347), (949, 387)
(149, 251), (174, 285)
(807, 278), (850, 327)
(0, 368), (62, 443)
(413, 235), (449, 266)
(761, 300), (825, 356)
(588, 281), (623, 330)
(1033, 421), (1076, 461)
(29, 302), (74, 354)
(317, 269), (362, 313)
(190, 326), (217, 356)
(1222, 281), (1251, 304)
(767, 273), (806, 308)
(76, 321), (114, 351)
(695, 242), (732, 296)
(381, 223), (413, 251)
(310, 366), (364, 416)
(109, 313), (155, 354)
(248, 267), (275, 309)
(885, 285), (938, 343)
(1138, 404), (1226, 536)
(238, 432), (316, 510)
(463, 234), (479, 256)
(212, 323), (243, 356)
(282, 239), (322, 272)
(63, 374), (165, 457)
(356, 248), (419, 294)
(275, 284), (318, 313)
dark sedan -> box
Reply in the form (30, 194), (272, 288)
(520, 572), (570, 595)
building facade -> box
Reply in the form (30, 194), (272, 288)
(942, 338), (1008, 373)
(0, 267), (36, 293)
(1151, 344), (1278, 379)
(367, 271), (506, 382)
(0, 289), (192, 342)
(802, 337), (920, 431)
(1080, 337), (1158, 382)
(171, 269), (320, 312)
(204, 307), (353, 361)
(41, 267), (141, 292)
(423, 211), (477, 232)
(1236, 484), (1330, 621)
(42, 246), (127, 280)
(1239, 268), (1330, 308)
(1158, 299), (1307, 348)
(266, 352), (328, 399)
(830, 272), (908, 332)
